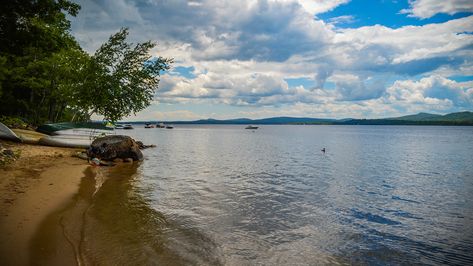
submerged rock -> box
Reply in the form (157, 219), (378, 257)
(87, 135), (143, 161)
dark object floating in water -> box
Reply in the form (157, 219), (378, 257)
(165, 125), (174, 129)
(245, 125), (258, 130)
(136, 141), (156, 149)
(144, 123), (154, 128)
(321, 148), (326, 153)
(87, 135), (143, 161)
(123, 124), (133, 130)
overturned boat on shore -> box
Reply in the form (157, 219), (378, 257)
(36, 122), (113, 135)
(0, 122), (22, 142)
(38, 135), (93, 148)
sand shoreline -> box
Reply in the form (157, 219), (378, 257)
(0, 140), (89, 265)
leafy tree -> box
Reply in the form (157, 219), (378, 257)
(0, 0), (82, 124)
(80, 28), (173, 122)
(0, 1), (172, 125)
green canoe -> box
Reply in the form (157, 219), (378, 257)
(36, 122), (113, 135)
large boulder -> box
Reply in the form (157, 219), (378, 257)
(87, 135), (143, 161)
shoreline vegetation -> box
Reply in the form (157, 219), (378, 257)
(0, 1), (172, 127)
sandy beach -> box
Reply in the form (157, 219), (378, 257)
(0, 140), (88, 265)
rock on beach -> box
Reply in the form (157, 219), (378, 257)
(87, 135), (143, 161)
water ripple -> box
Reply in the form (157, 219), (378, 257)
(123, 125), (473, 265)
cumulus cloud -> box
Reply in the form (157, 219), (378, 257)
(331, 16), (473, 74)
(329, 74), (386, 101)
(271, 0), (350, 15)
(401, 0), (473, 19)
(70, 0), (473, 119)
(385, 75), (473, 114)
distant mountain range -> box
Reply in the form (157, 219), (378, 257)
(126, 111), (473, 125)
(342, 111), (473, 125)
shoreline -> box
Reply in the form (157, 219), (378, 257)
(0, 140), (88, 265)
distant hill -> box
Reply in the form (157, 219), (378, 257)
(389, 112), (443, 121)
(441, 111), (473, 122)
(341, 111), (473, 125)
(180, 116), (335, 125)
(121, 111), (473, 125)
(388, 111), (473, 122)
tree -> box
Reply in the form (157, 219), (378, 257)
(80, 28), (173, 122)
(0, 0), (82, 124)
(0, 1), (172, 125)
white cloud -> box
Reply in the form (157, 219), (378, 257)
(327, 15), (356, 26)
(70, 0), (473, 119)
(401, 0), (473, 19)
(269, 0), (350, 14)
(386, 75), (473, 111)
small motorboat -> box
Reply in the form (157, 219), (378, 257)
(245, 125), (258, 130)
(145, 123), (154, 128)
(157, 123), (165, 128)
(123, 124), (134, 130)
(165, 125), (174, 129)
(115, 124), (124, 129)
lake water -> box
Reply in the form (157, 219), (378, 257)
(45, 125), (473, 265)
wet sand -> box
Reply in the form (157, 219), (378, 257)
(0, 140), (88, 265)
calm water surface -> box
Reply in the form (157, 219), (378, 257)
(67, 125), (473, 265)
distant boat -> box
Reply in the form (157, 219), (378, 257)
(157, 123), (165, 128)
(144, 123), (154, 128)
(115, 124), (124, 129)
(245, 125), (258, 130)
(123, 124), (134, 130)
(165, 125), (174, 129)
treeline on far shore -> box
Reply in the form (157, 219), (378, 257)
(121, 111), (473, 126)
(312, 119), (473, 126)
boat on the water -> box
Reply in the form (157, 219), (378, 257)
(245, 125), (258, 130)
(115, 124), (124, 129)
(157, 123), (165, 128)
(165, 125), (174, 129)
(145, 123), (154, 128)
(123, 124), (134, 130)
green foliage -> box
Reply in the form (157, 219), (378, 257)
(0, 0), (83, 124)
(0, 1), (172, 125)
(0, 116), (29, 129)
(81, 28), (173, 122)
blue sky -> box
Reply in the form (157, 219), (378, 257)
(70, 0), (473, 120)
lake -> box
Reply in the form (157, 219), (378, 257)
(55, 125), (473, 265)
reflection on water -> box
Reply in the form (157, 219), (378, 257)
(31, 163), (223, 265)
(33, 125), (473, 265)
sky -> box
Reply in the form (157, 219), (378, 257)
(69, 0), (473, 121)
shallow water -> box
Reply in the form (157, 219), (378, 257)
(48, 125), (473, 265)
